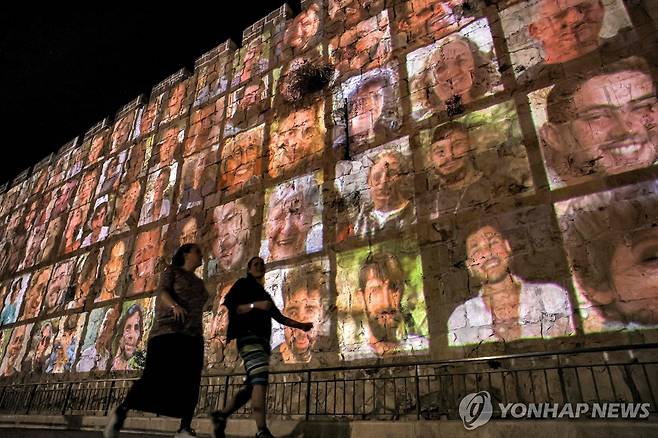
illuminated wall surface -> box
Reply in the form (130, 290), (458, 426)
(0, 0), (657, 382)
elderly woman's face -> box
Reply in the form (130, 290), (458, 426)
(431, 39), (475, 102)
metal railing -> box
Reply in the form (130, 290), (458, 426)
(1, 343), (657, 421)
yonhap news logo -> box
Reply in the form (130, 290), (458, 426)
(458, 391), (651, 430)
(459, 391), (493, 430)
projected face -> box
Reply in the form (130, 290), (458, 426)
(95, 308), (120, 352)
(155, 127), (180, 169)
(88, 134), (106, 165)
(466, 225), (512, 284)
(359, 256), (403, 345)
(23, 224), (47, 269)
(212, 200), (252, 272)
(329, 11), (391, 76)
(111, 114), (134, 151)
(397, 0), (463, 43)
(528, 0), (605, 65)
(268, 105), (324, 178)
(1, 325), (28, 376)
(100, 241), (126, 301)
(164, 82), (186, 121)
(114, 305), (143, 368)
(328, 0), (382, 28)
(177, 216), (198, 246)
(348, 78), (385, 140)
(113, 180), (141, 229)
(75, 169), (99, 208)
(431, 38), (476, 102)
(130, 229), (161, 294)
(52, 180), (78, 217)
(266, 182), (316, 261)
(153, 168), (170, 216)
(220, 127), (262, 192)
(23, 268), (51, 320)
(84, 201), (109, 246)
(72, 251), (100, 308)
(44, 262), (72, 314)
(284, 3), (321, 51)
(140, 101), (158, 135)
(543, 68), (658, 180)
(62, 206), (87, 254)
(430, 126), (473, 185)
(30, 322), (54, 372)
(40, 216), (64, 263)
(367, 151), (406, 212)
(282, 281), (323, 363)
(184, 98), (224, 155)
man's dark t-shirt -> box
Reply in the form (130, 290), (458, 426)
(223, 274), (280, 343)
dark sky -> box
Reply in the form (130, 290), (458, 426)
(0, 2), (300, 186)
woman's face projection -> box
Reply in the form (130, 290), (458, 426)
(220, 125), (263, 193)
(212, 199), (254, 273)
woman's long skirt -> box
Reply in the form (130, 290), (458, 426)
(122, 333), (204, 419)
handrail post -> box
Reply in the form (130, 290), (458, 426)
(25, 384), (38, 415)
(415, 365), (421, 420)
(222, 375), (230, 411)
(61, 383), (73, 415)
(305, 370), (312, 421)
(104, 380), (116, 416)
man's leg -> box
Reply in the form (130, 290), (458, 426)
(220, 384), (253, 416)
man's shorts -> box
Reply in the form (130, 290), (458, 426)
(237, 335), (271, 386)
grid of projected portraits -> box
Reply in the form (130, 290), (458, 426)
(0, 0), (657, 381)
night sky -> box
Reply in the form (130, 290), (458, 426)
(0, 2), (300, 186)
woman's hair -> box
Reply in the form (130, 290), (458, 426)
(172, 243), (198, 267)
(246, 256), (263, 274)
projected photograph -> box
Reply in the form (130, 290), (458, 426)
(110, 296), (156, 372)
(529, 56), (657, 189)
(0, 323), (32, 377)
(67, 248), (103, 309)
(22, 318), (58, 374)
(49, 150), (72, 190)
(76, 305), (120, 372)
(219, 124), (264, 195)
(327, 0), (385, 33)
(556, 179), (658, 333)
(150, 124), (184, 172)
(110, 180), (143, 235)
(268, 100), (325, 179)
(122, 135), (154, 184)
(20, 268), (51, 321)
(193, 51), (232, 108)
(29, 164), (51, 199)
(272, 47), (323, 106)
(81, 195), (112, 248)
(0, 275), (29, 326)
(61, 205), (89, 255)
(441, 207), (575, 346)
(328, 9), (392, 78)
(20, 223), (47, 271)
(37, 214), (66, 264)
(500, 0), (634, 84)
(127, 226), (167, 296)
(138, 163), (177, 226)
(207, 195), (260, 277)
(177, 145), (219, 212)
(260, 172), (323, 263)
(335, 137), (415, 241)
(73, 168), (100, 209)
(407, 18), (503, 121)
(96, 151), (127, 196)
(135, 94), (164, 138)
(393, 0), (477, 49)
(51, 179), (78, 218)
(336, 239), (428, 359)
(231, 33), (271, 87)
(66, 144), (85, 181)
(85, 132), (107, 169)
(224, 76), (270, 138)
(109, 110), (138, 153)
(160, 80), (189, 125)
(265, 259), (330, 364)
(417, 100), (533, 219)
(45, 312), (86, 374)
(42, 258), (76, 316)
(184, 97), (225, 157)
(280, 1), (322, 59)
(96, 239), (129, 303)
(203, 279), (238, 369)
(332, 63), (401, 154)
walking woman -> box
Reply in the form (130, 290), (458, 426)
(104, 243), (208, 438)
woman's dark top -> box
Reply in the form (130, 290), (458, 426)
(149, 264), (209, 339)
(223, 274), (282, 343)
